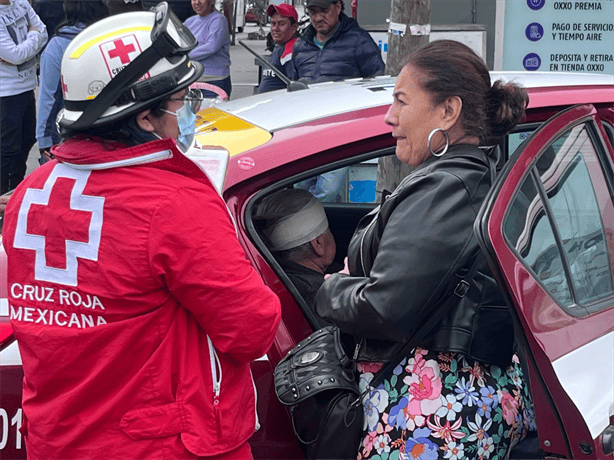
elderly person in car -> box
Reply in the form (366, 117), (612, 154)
(255, 188), (336, 309)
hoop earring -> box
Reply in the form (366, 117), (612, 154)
(428, 128), (450, 157)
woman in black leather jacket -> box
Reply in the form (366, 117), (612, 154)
(314, 40), (535, 459)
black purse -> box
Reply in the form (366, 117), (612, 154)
(273, 251), (483, 459)
(273, 326), (363, 459)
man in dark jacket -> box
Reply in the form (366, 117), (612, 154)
(293, 0), (384, 83)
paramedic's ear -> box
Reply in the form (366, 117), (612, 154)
(135, 109), (156, 133)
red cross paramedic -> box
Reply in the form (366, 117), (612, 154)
(2, 3), (281, 459)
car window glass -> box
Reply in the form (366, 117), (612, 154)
(541, 127), (614, 306)
(508, 131), (533, 156)
(294, 159), (380, 204)
(505, 172), (575, 307)
(504, 123), (614, 314)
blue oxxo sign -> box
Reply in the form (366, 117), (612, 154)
(501, 0), (614, 74)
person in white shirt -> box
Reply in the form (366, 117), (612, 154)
(0, 0), (47, 194)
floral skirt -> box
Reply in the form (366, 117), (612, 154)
(357, 349), (536, 460)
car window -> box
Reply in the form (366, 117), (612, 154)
(508, 130), (533, 157)
(503, 122), (614, 315)
(294, 159), (380, 204)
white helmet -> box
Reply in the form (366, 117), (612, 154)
(58, 2), (203, 132)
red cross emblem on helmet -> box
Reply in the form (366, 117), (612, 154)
(99, 34), (150, 80)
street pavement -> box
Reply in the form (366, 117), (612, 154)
(25, 21), (273, 176)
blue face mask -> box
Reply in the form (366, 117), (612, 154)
(160, 101), (197, 153)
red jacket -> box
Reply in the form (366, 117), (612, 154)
(3, 137), (281, 459)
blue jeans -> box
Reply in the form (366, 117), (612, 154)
(1, 90), (36, 194)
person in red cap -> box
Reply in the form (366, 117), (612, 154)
(257, 3), (299, 93)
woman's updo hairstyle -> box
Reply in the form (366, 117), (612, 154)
(407, 40), (529, 145)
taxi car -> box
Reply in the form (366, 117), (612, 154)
(1, 72), (614, 459)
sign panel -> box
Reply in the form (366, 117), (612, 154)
(369, 29), (487, 64)
(502, 0), (614, 74)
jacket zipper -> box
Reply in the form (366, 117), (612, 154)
(206, 337), (260, 433)
(207, 336), (223, 437)
(359, 182), (409, 274)
(360, 214), (379, 275)
(250, 370), (261, 431)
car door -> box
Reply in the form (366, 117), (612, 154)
(475, 104), (614, 460)
(0, 241), (25, 460)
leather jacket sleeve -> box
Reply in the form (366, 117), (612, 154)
(314, 150), (492, 344)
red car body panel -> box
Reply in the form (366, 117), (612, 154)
(486, 106), (614, 360)
(476, 104), (614, 459)
(224, 105), (392, 191)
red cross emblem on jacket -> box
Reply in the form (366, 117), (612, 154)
(13, 164), (105, 287)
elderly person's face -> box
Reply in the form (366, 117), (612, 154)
(307, 1), (341, 39)
(192, 0), (214, 17)
(385, 65), (452, 167)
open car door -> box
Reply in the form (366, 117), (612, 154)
(475, 104), (614, 459)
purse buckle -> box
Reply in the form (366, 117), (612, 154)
(454, 280), (470, 298)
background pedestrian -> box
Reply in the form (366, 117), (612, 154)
(185, 0), (232, 98)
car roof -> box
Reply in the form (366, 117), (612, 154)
(217, 72), (614, 133)
(193, 71), (614, 191)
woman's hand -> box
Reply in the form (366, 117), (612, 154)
(0, 195), (10, 216)
(325, 258), (349, 279)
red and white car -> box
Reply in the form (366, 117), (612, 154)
(1, 72), (614, 459)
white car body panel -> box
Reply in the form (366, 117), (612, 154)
(215, 72), (614, 133)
